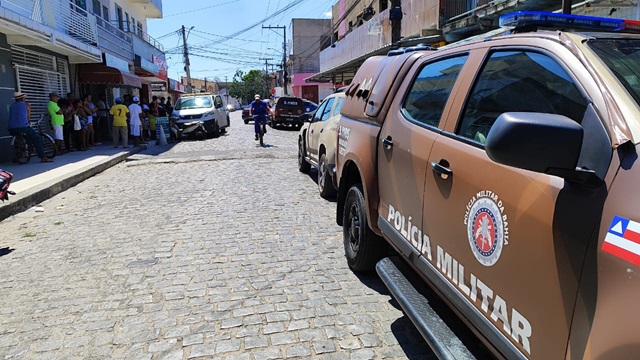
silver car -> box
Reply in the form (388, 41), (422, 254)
(297, 92), (345, 198)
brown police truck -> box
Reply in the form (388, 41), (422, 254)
(335, 11), (640, 360)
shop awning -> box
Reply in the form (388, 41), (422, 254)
(79, 64), (142, 88)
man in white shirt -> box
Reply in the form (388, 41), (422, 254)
(128, 96), (143, 147)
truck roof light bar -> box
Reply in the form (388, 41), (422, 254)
(499, 11), (640, 33)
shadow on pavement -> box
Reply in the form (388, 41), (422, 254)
(0, 247), (15, 257)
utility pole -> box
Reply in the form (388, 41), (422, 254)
(181, 25), (193, 93)
(204, 77), (207, 92)
(225, 76), (229, 104)
(259, 58), (272, 75)
(262, 25), (287, 95)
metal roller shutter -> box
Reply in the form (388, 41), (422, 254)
(12, 46), (70, 129)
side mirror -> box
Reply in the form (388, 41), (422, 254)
(485, 112), (602, 187)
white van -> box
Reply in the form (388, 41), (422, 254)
(170, 93), (229, 137)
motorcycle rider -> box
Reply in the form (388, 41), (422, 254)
(249, 94), (271, 141)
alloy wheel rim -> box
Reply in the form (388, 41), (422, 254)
(348, 203), (361, 252)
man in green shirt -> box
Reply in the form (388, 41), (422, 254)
(48, 92), (64, 154)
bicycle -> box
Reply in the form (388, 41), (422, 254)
(11, 114), (57, 164)
(255, 115), (267, 147)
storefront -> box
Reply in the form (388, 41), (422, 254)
(78, 53), (141, 107)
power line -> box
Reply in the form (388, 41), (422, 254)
(164, 0), (240, 18)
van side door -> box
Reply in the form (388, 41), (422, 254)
(213, 95), (228, 127)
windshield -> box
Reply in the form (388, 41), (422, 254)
(175, 96), (212, 110)
(588, 38), (640, 105)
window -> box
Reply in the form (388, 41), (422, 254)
(214, 96), (223, 108)
(102, 5), (109, 21)
(457, 51), (588, 144)
(92, 0), (101, 16)
(115, 5), (123, 30)
(137, 21), (143, 37)
(332, 98), (344, 116)
(130, 16), (135, 33)
(125, 12), (130, 32)
(312, 101), (328, 122)
(402, 55), (468, 128)
(320, 98), (336, 121)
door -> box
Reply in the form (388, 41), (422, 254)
(377, 55), (469, 258)
(213, 95), (228, 127)
(424, 50), (592, 359)
(301, 85), (319, 103)
(308, 96), (335, 161)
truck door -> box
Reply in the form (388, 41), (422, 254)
(377, 55), (469, 257)
(423, 50), (594, 359)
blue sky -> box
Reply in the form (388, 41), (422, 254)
(147, 0), (333, 83)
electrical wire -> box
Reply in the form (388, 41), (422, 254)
(164, 0), (240, 18)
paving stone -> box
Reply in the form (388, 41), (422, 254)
(0, 119), (432, 360)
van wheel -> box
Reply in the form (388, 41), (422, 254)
(244, 119), (249, 124)
(212, 122), (220, 138)
(318, 153), (336, 199)
(343, 184), (386, 271)
(298, 137), (311, 173)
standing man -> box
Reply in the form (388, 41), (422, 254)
(8, 92), (53, 163)
(110, 97), (129, 148)
(128, 96), (143, 147)
(48, 92), (64, 155)
(249, 94), (271, 141)
(95, 94), (108, 142)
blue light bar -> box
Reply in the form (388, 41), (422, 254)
(499, 11), (637, 32)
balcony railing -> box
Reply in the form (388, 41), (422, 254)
(95, 16), (134, 60)
(112, 20), (164, 52)
(1, 0), (98, 46)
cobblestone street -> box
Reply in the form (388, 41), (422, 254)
(0, 112), (430, 359)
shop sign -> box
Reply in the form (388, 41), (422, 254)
(152, 55), (168, 81)
(104, 53), (130, 73)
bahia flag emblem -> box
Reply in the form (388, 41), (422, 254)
(602, 216), (640, 267)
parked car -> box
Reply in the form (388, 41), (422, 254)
(271, 96), (305, 129)
(170, 93), (229, 138)
(302, 100), (319, 114)
(242, 105), (252, 124)
(334, 11), (640, 360)
(298, 92), (345, 198)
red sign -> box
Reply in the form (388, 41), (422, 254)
(270, 88), (275, 95)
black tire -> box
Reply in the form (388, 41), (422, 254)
(318, 153), (337, 199)
(259, 123), (265, 147)
(244, 119), (249, 124)
(13, 135), (30, 164)
(298, 137), (311, 173)
(212, 122), (220, 138)
(343, 184), (387, 271)
(195, 129), (207, 141)
(40, 133), (56, 159)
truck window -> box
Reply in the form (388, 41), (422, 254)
(457, 50), (588, 144)
(401, 55), (468, 128)
(332, 98), (344, 116)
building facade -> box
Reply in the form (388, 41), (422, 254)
(289, 18), (334, 103)
(309, 0), (634, 86)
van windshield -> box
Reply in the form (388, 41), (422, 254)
(175, 96), (212, 110)
(588, 38), (640, 105)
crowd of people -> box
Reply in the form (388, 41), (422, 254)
(7, 91), (176, 163)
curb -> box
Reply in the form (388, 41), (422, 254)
(0, 147), (145, 222)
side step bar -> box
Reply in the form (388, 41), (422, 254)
(376, 257), (477, 360)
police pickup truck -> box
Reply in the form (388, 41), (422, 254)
(335, 11), (640, 360)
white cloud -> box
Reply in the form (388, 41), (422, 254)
(323, 12), (332, 18)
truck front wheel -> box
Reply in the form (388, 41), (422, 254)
(343, 184), (386, 271)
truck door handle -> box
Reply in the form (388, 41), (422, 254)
(431, 161), (453, 178)
(382, 136), (393, 149)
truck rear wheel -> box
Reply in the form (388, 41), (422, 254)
(343, 184), (386, 271)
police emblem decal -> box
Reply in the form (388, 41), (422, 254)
(464, 192), (508, 266)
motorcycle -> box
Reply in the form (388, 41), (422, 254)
(170, 119), (208, 141)
(0, 169), (15, 202)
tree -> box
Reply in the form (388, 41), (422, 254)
(228, 69), (272, 104)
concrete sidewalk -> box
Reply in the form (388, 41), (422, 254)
(0, 143), (150, 222)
